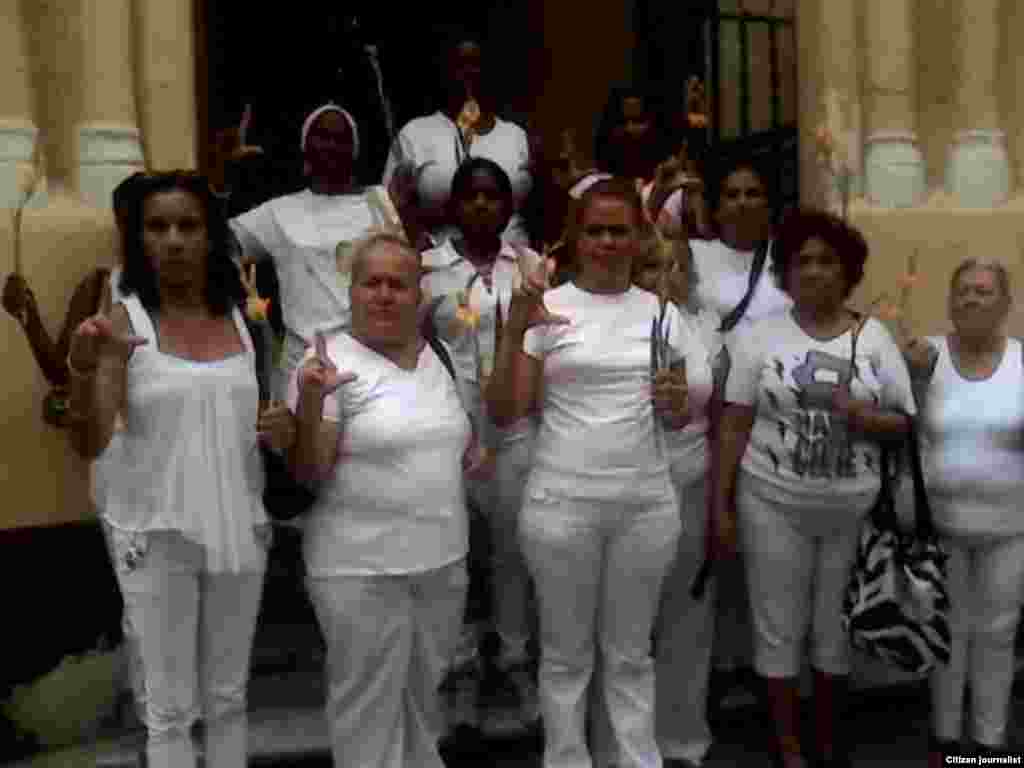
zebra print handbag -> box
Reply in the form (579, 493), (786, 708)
(841, 415), (951, 675)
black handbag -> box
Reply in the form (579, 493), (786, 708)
(841, 415), (951, 675)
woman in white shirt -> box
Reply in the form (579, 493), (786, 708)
(218, 103), (406, 401)
(488, 177), (711, 768)
(288, 233), (480, 768)
(905, 261), (1024, 764)
(632, 237), (721, 767)
(421, 157), (542, 734)
(715, 209), (915, 768)
(382, 32), (532, 246)
(68, 171), (270, 768)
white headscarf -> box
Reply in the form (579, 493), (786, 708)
(300, 104), (360, 175)
(568, 171), (613, 199)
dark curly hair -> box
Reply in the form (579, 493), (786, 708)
(707, 152), (775, 214)
(771, 208), (868, 299)
(118, 171), (244, 316)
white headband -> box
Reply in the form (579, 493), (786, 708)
(300, 104), (360, 161)
(569, 171), (613, 199)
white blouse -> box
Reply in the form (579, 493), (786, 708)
(921, 336), (1024, 536)
(102, 296), (267, 573)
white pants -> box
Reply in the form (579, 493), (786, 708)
(654, 474), (715, 765)
(110, 527), (266, 768)
(308, 559), (468, 768)
(521, 478), (680, 768)
(737, 480), (865, 678)
(931, 532), (1024, 747)
(491, 436), (536, 663)
(100, 518), (147, 718)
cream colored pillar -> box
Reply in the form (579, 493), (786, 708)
(77, 0), (145, 208)
(945, 0), (1010, 207)
(0, 1), (45, 208)
(134, 0), (197, 170)
(862, 0), (926, 208)
(818, 0), (863, 211)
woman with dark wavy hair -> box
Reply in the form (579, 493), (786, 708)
(714, 209), (915, 767)
(67, 171), (269, 768)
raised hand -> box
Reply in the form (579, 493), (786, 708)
(211, 104), (264, 188)
(257, 399), (296, 453)
(652, 366), (690, 428)
(298, 331), (358, 399)
(903, 337), (937, 378)
(68, 281), (147, 373)
(508, 251), (571, 331)
(239, 263), (270, 322)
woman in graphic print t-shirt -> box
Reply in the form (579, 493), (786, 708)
(714, 209), (915, 768)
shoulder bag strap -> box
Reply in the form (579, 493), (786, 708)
(904, 415), (936, 538)
(424, 328), (457, 383)
(719, 238), (770, 333)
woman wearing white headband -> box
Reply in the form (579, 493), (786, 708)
(212, 103), (414, 402)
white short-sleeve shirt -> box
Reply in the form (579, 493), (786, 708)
(383, 112), (532, 245)
(420, 239), (540, 448)
(691, 238), (792, 338)
(523, 283), (712, 500)
(726, 313), (916, 511)
(230, 189), (388, 342)
(287, 332), (472, 576)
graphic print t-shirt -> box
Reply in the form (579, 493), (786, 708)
(726, 313), (916, 511)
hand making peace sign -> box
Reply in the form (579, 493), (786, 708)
(298, 331), (358, 400)
(68, 281), (147, 374)
(506, 250), (571, 333)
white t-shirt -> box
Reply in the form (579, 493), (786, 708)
(920, 336), (1024, 536)
(383, 112), (532, 245)
(421, 239), (540, 449)
(231, 189), (388, 342)
(665, 306), (722, 488)
(726, 313), (916, 511)
(691, 238), (792, 337)
(287, 332), (472, 576)
(523, 283), (712, 500)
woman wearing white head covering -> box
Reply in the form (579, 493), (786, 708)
(213, 103), (408, 400)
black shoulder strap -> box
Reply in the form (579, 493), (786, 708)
(241, 311), (270, 403)
(424, 328), (457, 383)
(719, 239), (770, 333)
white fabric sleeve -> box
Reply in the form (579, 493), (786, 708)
(724, 322), (762, 406)
(868, 319), (918, 416)
(382, 128), (416, 186)
(665, 303), (713, 417)
(231, 203), (276, 263)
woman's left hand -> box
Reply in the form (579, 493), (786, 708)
(652, 369), (690, 428)
(258, 400), (296, 454)
(831, 385), (872, 431)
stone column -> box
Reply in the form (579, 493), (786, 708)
(818, 0), (862, 210)
(77, 0), (145, 208)
(863, 0), (926, 208)
(945, 0), (1010, 207)
(0, 1), (44, 208)
(134, 0), (197, 171)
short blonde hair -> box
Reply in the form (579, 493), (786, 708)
(343, 230), (420, 283)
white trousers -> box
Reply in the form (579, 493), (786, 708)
(491, 436), (536, 663)
(100, 518), (147, 718)
(110, 527), (266, 768)
(521, 478), (680, 768)
(654, 473), (715, 765)
(308, 559), (468, 768)
(737, 480), (864, 678)
(930, 532), (1024, 747)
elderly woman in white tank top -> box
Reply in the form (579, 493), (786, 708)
(904, 260), (1024, 764)
(67, 171), (269, 768)
(213, 103), (408, 401)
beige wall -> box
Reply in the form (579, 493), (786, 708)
(0, 1), (196, 530)
(803, 0), (1024, 337)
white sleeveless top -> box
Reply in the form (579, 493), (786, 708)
(921, 336), (1024, 537)
(101, 295), (267, 572)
